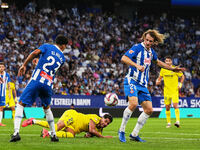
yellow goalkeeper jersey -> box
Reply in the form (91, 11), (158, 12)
(160, 67), (183, 96)
(59, 110), (102, 134)
(6, 82), (15, 100)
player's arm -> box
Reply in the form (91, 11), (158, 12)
(7, 82), (11, 99)
(121, 55), (144, 72)
(178, 74), (185, 89)
(0, 77), (3, 84)
(89, 120), (112, 138)
(18, 49), (41, 76)
(156, 59), (186, 72)
(13, 86), (18, 103)
(156, 76), (163, 86)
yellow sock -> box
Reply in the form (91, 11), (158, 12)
(175, 109), (180, 122)
(12, 110), (15, 120)
(35, 120), (58, 131)
(56, 131), (74, 138)
(166, 110), (171, 124)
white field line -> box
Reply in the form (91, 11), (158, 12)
(112, 136), (199, 141)
(106, 131), (200, 136)
(0, 133), (199, 141)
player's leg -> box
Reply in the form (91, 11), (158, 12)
(43, 105), (58, 142)
(165, 96), (171, 128)
(119, 97), (138, 132)
(173, 94), (180, 127)
(9, 97), (16, 120)
(22, 118), (59, 129)
(42, 127), (75, 138)
(40, 85), (58, 142)
(130, 88), (152, 142)
(10, 81), (37, 142)
(11, 106), (15, 120)
(130, 101), (152, 142)
(55, 127), (75, 138)
(0, 97), (6, 126)
(119, 80), (138, 142)
(10, 101), (26, 142)
(0, 106), (6, 126)
(57, 109), (77, 131)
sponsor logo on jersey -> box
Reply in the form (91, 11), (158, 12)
(129, 50), (134, 54)
(40, 71), (53, 83)
(144, 58), (151, 64)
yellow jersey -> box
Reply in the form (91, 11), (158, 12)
(59, 110), (102, 134)
(6, 82), (16, 100)
(160, 67), (183, 96)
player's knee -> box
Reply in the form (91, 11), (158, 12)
(144, 108), (153, 115)
(128, 100), (138, 111)
(166, 105), (170, 110)
(128, 103), (137, 111)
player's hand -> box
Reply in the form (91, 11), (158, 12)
(18, 65), (26, 76)
(103, 136), (113, 138)
(0, 77), (3, 84)
(84, 132), (93, 138)
(32, 58), (39, 66)
(178, 82), (183, 89)
(156, 79), (161, 86)
(137, 65), (145, 72)
(173, 66), (186, 72)
(15, 97), (18, 104)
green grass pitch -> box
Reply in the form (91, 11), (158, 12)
(0, 118), (200, 150)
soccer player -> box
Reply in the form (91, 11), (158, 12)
(6, 79), (18, 120)
(156, 56), (185, 128)
(22, 109), (113, 138)
(10, 35), (68, 142)
(0, 62), (11, 126)
(118, 29), (185, 142)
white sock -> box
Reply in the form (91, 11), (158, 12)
(0, 111), (3, 123)
(119, 107), (133, 132)
(32, 119), (36, 124)
(131, 112), (150, 137)
(44, 108), (56, 136)
(14, 104), (24, 135)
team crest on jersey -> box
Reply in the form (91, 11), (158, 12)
(130, 88), (134, 94)
(129, 50), (134, 54)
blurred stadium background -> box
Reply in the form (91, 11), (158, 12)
(0, 0), (200, 118)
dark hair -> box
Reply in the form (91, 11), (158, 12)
(103, 113), (113, 123)
(55, 34), (68, 45)
(0, 62), (5, 66)
(165, 55), (172, 60)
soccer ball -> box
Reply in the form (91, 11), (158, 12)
(104, 93), (118, 106)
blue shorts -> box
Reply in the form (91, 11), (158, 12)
(0, 96), (5, 106)
(124, 78), (151, 105)
(19, 80), (53, 107)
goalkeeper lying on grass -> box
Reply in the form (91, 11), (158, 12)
(22, 109), (113, 138)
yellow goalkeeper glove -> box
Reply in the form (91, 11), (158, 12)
(178, 83), (182, 89)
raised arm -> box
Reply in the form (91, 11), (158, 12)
(156, 59), (186, 72)
(18, 49), (41, 76)
(178, 74), (185, 89)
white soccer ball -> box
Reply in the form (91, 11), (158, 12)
(104, 93), (118, 106)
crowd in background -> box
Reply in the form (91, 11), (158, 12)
(0, 3), (200, 99)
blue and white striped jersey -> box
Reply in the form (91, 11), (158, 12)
(31, 44), (65, 87)
(0, 72), (11, 97)
(124, 42), (158, 87)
